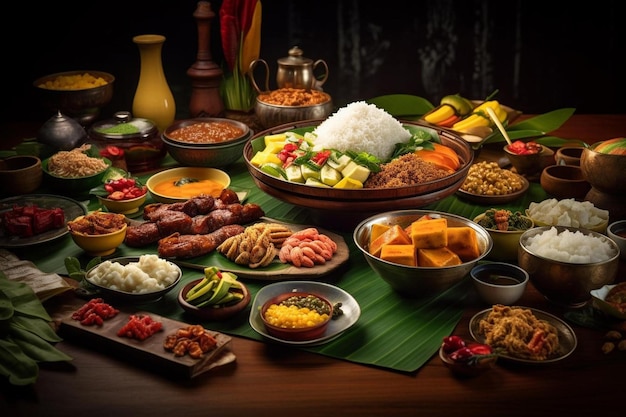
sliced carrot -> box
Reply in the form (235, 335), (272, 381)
(414, 150), (458, 172)
(437, 114), (461, 127)
(432, 143), (460, 168)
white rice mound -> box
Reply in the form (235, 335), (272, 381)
(311, 101), (411, 161)
(524, 227), (616, 263)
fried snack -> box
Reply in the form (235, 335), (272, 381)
(478, 304), (560, 361)
(217, 223), (292, 268)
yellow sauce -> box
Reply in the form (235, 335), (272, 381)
(153, 177), (224, 198)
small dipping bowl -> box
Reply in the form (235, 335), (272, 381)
(555, 146), (584, 166)
(0, 155), (42, 195)
(503, 144), (544, 176)
(471, 262), (529, 305)
(540, 165), (590, 200)
(607, 220), (626, 261)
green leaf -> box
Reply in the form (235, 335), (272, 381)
(8, 327), (72, 363)
(366, 94), (435, 117)
(508, 108), (576, 132)
(0, 278), (51, 321)
(535, 136), (589, 148)
(11, 315), (63, 343)
(0, 290), (14, 321)
(0, 338), (39, 386)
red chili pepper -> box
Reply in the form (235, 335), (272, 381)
(467, 343), (493, 355)
(449, 346), (474, 363)
(442, 335), (466, 353)
(311, 150), (331, 166)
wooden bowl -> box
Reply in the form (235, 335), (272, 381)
(540, 165), (590, 201)
(0, 155), (42, 195)
(178, 278), (251, 321)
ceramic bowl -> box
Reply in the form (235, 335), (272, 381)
(473, 212), (534, 261)
(260, 291), (333, 342)
(178, 278), (251, 321)
(244, 120), (474, 230)
(146, 167), (231, 204)
(162, 118), (252, 168)
(67, 212), (128, 256)
(580, 143), (626, 194)
(518, 226), (620, 307)
(0, 155), (42, 195)
(353, 210), (492, 298)
(540, 165), (590, 201)
(254, 92), (334, 129)
(607, 220), (626, 261)
(590, 283), (626, 320)
(503, 144), (545, 176)
(471, 262), (529, 305)
(41, 156), (111, 197)
(97, 193), (147, 215)
(84, 255), (182, 303)
(33, 70), (115, 126)
(555, 146), (584, 166)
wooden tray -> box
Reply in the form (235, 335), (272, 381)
(59, 308), (234, 378)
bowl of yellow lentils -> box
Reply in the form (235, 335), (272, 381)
(33, 70), (115, 125)
(260, 291), (334, 342)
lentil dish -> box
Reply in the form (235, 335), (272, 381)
(478, 304), (560, 361)
(364, 153), (452, 188)
(258, 88), (330, 106)
(167, 121), (245, 144)
(460, 161), (525, 196)
(38, 73), (108, 90)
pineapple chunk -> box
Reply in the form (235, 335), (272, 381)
(341, 161), (371, 183)
(264, 133), (287, 147)
(334, 177), (363, 189)
(250, 150), (282, 167)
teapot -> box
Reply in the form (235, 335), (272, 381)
(249, 46), (329, 93)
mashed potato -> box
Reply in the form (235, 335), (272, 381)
(86, 254), (179, 294)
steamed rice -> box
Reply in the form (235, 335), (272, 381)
(311, 101), (411, 161)
(524, 227), (616, 263)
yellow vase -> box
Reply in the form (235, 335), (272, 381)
(132, 34), (176, 132)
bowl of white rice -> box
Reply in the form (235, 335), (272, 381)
(244, 101), (473, 229)
(518, 226), (619, 307)
(84, 255), (182, 303)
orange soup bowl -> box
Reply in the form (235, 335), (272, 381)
(146, 167), (231, 204)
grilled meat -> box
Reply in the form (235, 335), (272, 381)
(157, 224), (246, 258)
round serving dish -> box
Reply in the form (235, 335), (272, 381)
(162, 118), (252, 168)
(353, 209), (492, 298)
(473, 211), (534, 261)
(457, 174), (529, 205)
(83, 255), (182, 303)
(518, 225), (620, 307)
(146, 167), (231, 204)
(42, 156), (112, 197)
(244, 120), (473, 229)
(67, 213), (127, 256)
(540, 164), (590, 201)
(97, 193), (147, 215)
(260, 291), (333, 342)
(178, 278), (251, 321)
(470, 262), (529, 305)
(254, 91), (334, 129)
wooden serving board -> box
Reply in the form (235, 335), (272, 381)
(59, 308), (234, 378)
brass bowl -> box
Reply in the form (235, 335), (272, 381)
(33, 70), (115, 125)
(254, 94), (334, 129)
(580, 145), (626, 194)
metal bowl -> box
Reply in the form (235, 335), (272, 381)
(33, 70), (115, 125)
(162, 118), (252, 167)
(254, 94), (334, 129)
(580, 144), (626, 194)
(353, 210), (492, 298)
(518, 226), (620, 307)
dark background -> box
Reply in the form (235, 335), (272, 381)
(3, 0), (625, 129)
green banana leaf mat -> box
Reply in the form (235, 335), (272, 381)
(16, 157), (549, 374)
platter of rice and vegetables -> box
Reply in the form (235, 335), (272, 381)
(244, 101), (474, 214)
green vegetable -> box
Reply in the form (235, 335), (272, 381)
(95, 123), (140, 135)
(174, 177), (200, 186)
(0, 274), (73, 386)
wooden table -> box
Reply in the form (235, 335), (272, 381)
(1, 115), (625, 417)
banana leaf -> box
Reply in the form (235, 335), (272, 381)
(367, 94), (435, 118)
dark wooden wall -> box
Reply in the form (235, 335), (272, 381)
(3, 0), (625, 127)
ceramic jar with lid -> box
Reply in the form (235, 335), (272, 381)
(88, 111), (165, 173)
